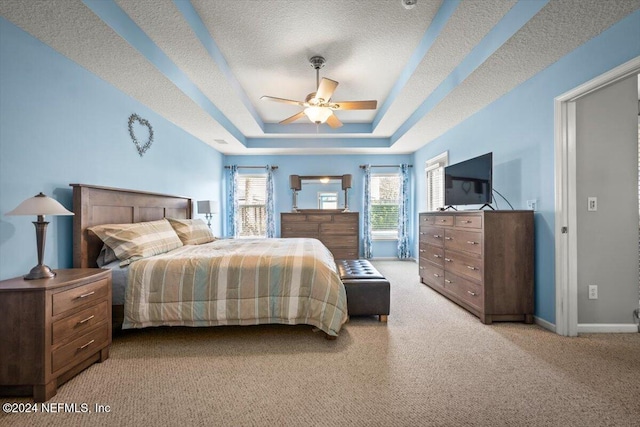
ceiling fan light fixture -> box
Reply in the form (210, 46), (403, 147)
(304, 106), (332, 124)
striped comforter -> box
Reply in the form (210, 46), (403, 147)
(122, 238), (348, 336)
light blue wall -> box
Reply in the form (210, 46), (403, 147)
(0, 18), (224, 280)
(413, 10), (640, 324)
(225, 154), (413, 258)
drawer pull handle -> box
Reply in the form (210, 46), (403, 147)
(79, 339), (95, 350)
(420, 232), (425, 235)
(445, 237), (452, 240)
(467, 266), (477, 271)
(467, 241), (478, 245)
(433, 254), (441, 258)
(467, 291), (477, 296)
(432, 234), (441, 238)
(433, 273), (440, 278)
(77, 315), (95, 325)
(439, 219), (447, 223)
(445, 279), (452, 284)
(444, 258), (452, 262)
(77, 291), (95, 299)
(419, 266), (424, 270)
(419, 249), (425, 253)
(462, 220), (472, 224)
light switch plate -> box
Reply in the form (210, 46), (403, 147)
(587, 197), (597, 211)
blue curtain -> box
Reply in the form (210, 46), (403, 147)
(363, 165), (372, 259)
(397, 163), (411, 259)
(227, 165), (238, 238)
(265, 166), (275, 238)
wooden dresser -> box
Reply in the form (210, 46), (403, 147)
(419, 211), (534, 324)
(281, 211), (359, 259)
(0, 269), (112, 402)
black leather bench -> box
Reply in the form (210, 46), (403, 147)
(336, 259), (390, 322)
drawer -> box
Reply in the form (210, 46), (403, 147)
(419, 215), (434, 225)
(307, 214), (332, 222)
(444, 229), (482, 255)
(281, 214), (307, 222)
(419, 226), (444, 247)
(419, 261), (444, 289)
(443, 250), (483, 283)
(331, 249), (358, 260)
(444, 272), (483, 310)
(51, 322), (109, 374)
(455, 215), (482, 229)
(52, 278), (109, 316)
(419, 244), (444, 268)
(332, 214), (358, 223)
(282, 223), (319, 234)
(320, 223), (357, 235)
(432, 215), (454, 226)
(322, 235), (358, 248)
(52, 301), (109, 344)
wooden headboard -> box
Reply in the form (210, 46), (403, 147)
(71, 184), (192, 268)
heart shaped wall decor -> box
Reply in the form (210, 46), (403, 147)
(128, 113), (154, 157)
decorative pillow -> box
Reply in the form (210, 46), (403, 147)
(167, 218), (215, 245)
(96, 244), (118, 267)
(88, 219), (183, 265)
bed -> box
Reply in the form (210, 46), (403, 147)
(71, 184), (348, 337)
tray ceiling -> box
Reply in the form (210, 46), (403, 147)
(1, 0), (638, 155)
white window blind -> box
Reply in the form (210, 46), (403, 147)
(371, 173), (400, 239)
(237, 174), (267, 237)
(426, 152), (448, 211)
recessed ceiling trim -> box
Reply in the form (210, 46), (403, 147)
(83, 0), (247, 145)
(371, 0), (459, 131)
(174, 0), (265, 132)
(390, 0), (549, 145)
(263, 123), (373, 134)
(246, 137), (390, 149)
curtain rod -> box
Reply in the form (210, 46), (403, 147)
(359, 164), (413, 168)
(225, 165), (278, 170)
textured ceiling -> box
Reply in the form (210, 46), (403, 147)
(1, 0), (638, 155)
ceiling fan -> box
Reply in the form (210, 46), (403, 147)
(260, 56), (377, 128)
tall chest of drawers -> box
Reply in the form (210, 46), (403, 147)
(419, 211), (534, 324)
(0, 269), (112, 401)
(281, 211), (359, 259)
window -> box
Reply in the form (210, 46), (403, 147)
(237, 174), (267, 237)
(371, 173), (400, 239)
(426, 152), (448, 211)
(318, 192), (338, 209)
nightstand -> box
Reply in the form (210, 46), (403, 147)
(0, 269), (112, 402)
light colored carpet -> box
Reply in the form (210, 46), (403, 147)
(1, 260), (639, 426)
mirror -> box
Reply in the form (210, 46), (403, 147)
(290, 175), (352, 211)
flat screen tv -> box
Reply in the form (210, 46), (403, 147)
(444, 152), (492, 207)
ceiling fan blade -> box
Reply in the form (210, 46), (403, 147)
(326, 113), (343, 129)
(279, 111), (306, 125)
(261, 96), (304, 107)
(316, 78), (338, 102)
(332, 100), (378, 110)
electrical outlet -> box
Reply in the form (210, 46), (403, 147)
(526, 200), (537, 211)
(588, 197), (597, 211)
(588, 285), (598, 300)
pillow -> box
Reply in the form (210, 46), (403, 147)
(88, 219), (183, 265)
(167, 218), (215, 245)
(96, 244), (118, 267)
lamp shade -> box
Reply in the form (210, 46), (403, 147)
(197, 200), (219, 214)
(304, 106), (332, 124)
(6, 193), (73, 216)
(342, 174), (353, 190)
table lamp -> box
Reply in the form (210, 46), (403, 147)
(197, 200), (219, 229)
(6, 192), (74, 279)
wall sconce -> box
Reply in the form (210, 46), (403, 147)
(342, 174), (352, 211)
(197, 200), (219, 229)
(6, 192), (74, 280)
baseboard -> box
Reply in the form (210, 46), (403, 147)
(535, 316), (556, 333)
(577, 323), (639, 333)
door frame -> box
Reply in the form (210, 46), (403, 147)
(554, 56), (640, 336)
